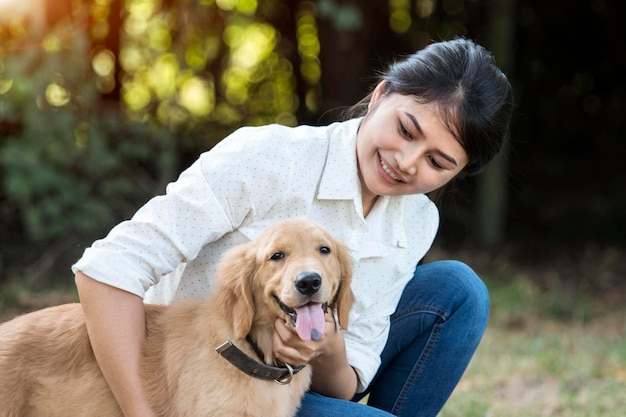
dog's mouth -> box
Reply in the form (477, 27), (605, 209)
(273, 295), (328, 342)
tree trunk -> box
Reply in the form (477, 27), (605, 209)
(476, 0), (516, 247)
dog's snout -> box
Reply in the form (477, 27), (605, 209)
(295, 272), (322, 295)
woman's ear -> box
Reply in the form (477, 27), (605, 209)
(368, 80), (389, 111)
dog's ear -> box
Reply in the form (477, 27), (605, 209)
(333, 239), (355, 330)
(216, 242), (256, 339)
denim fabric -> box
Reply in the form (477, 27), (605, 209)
(295, 260), (490, 417)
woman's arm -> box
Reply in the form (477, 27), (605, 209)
(308, 321), (358, 400)
(75, 271), (156, 417)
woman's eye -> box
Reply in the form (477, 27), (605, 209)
(270, 252), (285, 261)
(399, 122), (413, 139)
(428, 155), (444, 170)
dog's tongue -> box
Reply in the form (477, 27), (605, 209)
(295, 303), (325, 341)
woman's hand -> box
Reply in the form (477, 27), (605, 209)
(273, 310), (358, 400)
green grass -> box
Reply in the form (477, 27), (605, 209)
(438, 277), (626, 417)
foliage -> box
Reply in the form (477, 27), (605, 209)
(0, 0), (332, 246)
(0, 0), (328, 285)
(119, 0), (301, 127)
(0, 0), (624, 286)
(0, 27), (177, 242)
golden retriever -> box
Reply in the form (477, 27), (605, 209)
(0, 219), (354, 417)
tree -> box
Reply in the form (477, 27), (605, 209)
(475, 0), (516, 247)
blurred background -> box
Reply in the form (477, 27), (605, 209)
(0, 1), (624, 415)
(1, 0), (624, 300)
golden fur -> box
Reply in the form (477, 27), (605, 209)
(0, 219), (354, 417)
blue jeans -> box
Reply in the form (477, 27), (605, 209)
(295, 260), (490, 417)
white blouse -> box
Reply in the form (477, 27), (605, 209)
(72, 118), (439, 391)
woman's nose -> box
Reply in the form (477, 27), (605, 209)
(395, 147), (420, 176)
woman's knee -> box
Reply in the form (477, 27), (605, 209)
(411, 259), (490, 323)
(437, 260), (490, 324)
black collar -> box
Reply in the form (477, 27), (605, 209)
(216, 339), (306, 385)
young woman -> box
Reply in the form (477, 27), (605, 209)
(74, 37), (513, 417)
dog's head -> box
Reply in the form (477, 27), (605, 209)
(216, 219), (354, 342)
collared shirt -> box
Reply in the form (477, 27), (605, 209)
(72, 118), (439, 391)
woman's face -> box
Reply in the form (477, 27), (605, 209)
(356, 82), (468, 206)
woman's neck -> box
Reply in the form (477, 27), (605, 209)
(362, 193), (379, 218)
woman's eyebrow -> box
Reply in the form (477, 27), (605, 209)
(405, 112), (424, 136)
(405, 111), (458, 166)
(435, 150), (458, 166)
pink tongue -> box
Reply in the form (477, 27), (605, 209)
(295, 303), (325, 341)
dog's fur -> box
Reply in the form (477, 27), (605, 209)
(0, 219), (354, 417)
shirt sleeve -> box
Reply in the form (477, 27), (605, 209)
(72, 125), (294, 298)
(71, 157), (236, 297)
(343, 313), (389, 393)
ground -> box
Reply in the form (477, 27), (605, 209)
(428, 244), (626, 417)
(440, 307), (626, 417)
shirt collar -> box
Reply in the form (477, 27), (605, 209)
(317, 118), (362, 202)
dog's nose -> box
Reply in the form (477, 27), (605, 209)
(295, 272), (322, 295)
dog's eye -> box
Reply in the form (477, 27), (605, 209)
(269, 252), (285, 261)
(319, 246), (331, 255)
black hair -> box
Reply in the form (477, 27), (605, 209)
(346, 38), (513, 178)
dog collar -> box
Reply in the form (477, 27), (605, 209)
(215, 340), (305, 385)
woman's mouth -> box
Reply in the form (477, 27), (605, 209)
(379, 155), (402, 182)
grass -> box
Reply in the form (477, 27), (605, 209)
(438, 277), (626, 417)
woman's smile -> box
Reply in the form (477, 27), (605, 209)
(378, 154), (403, 184)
